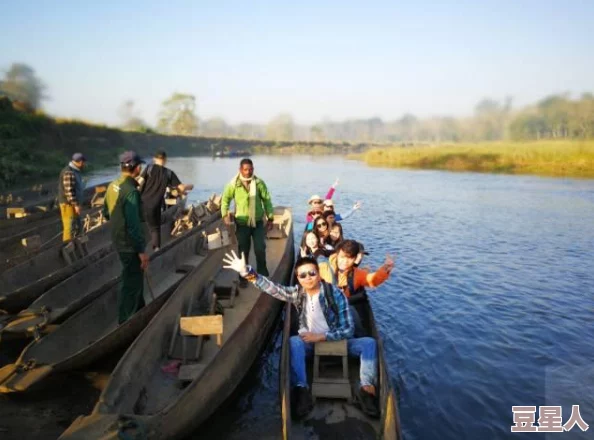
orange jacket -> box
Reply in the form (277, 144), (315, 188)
(321, 253), (391, 297)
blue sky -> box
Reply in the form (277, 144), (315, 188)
(1, 0), (593, 126)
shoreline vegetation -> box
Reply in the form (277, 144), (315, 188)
(350, 141), (594, 178)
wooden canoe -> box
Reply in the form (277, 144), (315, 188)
(58, 207), (294, 440)
(0, 215), (226, 394)
(278, 246), (402, 439)
(0, 199), (185, 314)
(0, 204), (220, 339)
(0, 180), (110, 233)
(0, 206), (104, 269)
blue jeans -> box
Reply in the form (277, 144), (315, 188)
(290, 335), (377, 388)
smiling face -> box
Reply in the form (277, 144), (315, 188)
(315, 218), (328, 237)
(305, 232), (319, 249)
(336, 249), (356, 271)
(330, 225), (342, 241)
(325, 213), (336, 226)
(296, 263), (321, 291)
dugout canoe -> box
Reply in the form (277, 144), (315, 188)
(0, 206), (103, 269)
(0, 203), (220, 339)
(0, 180), (110, 233)
(279, 255), (402, 439)
(279, 295), (402, 440)
(0, 199), (185, 314)
(58, 207), (294, 440)
(0, 214), (226, 394)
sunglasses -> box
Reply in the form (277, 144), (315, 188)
(316, 222), (328, 228)
(297, 269), (318, 279)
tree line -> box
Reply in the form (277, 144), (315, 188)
(2, 62), (593, 143)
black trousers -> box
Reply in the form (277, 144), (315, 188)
(144, 203), (162, 249)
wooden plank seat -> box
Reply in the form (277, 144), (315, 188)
(311, 339), (352, 402)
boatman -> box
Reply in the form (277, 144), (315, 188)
(102, 151), (149, 324)
(137, 149), (194, 251)
(57, 152), (87, 241)
(221, 158), (274, 285)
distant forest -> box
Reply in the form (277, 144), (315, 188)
(2, 62), (593, 143)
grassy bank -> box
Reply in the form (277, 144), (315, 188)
(0, 98), (370, 190)
(352, 141), (594, 178)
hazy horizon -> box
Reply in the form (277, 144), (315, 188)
(1, 0), (593, 127)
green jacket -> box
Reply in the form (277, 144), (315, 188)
(221, 176), (274, 225)
(102, 174), (146, 253)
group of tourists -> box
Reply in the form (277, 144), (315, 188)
(57, 152), (396, 419)
(223, 173), (395, 419)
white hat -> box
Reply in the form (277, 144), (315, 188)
(323, 199), (334, 207)
(308, 194), (323, 204)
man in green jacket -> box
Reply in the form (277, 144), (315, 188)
(102, 151), (149, 324)
(221, 158), (274, 282)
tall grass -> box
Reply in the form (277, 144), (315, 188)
(353, 141), (594, 178)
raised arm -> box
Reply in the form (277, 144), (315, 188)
(324, 177), (339, 200)
(223, 251), (299, 303)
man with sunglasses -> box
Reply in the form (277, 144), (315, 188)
(223, 251), (380, 418)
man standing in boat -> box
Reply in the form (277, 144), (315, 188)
(102, 151), (149, 324)
(223, 251), (380, 418)
(57, 152), (87, 241)
(137, 149), (194, 251)
(221, 158), (274, 285)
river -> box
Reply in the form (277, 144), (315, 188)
(5, 155), (594, 439)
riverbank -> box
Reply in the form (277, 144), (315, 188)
(351, 141), (594, 178)
(0, 98), (370, 190)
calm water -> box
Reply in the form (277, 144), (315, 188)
(91, 156), (594, 440)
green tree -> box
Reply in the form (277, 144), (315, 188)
(157, 93), (199, 135)
(0, 63), (46, 110)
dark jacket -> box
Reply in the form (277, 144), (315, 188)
(57, 163), (84, 205)
(102, 174), (146, 253)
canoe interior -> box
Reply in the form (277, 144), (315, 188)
(2, 207), (218, 337)
(0, 216), (222, 393)
(100, 208), (292, 416)
(0, 201), (185, 314)
(58, 207), (295, 440)
(280, 253), (402, 440)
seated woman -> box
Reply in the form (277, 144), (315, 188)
(313, 216), (334, 251)
(300, 232), (329, 259)
(327, 221), (344, 249)
(305, 199), (361, 231)
(222, 252), (379, 418)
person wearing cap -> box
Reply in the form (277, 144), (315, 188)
(102, 151), (149, 324)
(221, 158), (274, 283)
(305, 200), (361, 232)
(305, 178), (339, 223)
(57, 152), (87, 241)
(137, 149), (194, 250)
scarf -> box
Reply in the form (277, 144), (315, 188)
(69, 161), (82, 171)
(235, 173), (258, 227)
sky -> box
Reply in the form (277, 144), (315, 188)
(1, 0), (593, 126)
